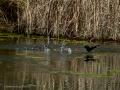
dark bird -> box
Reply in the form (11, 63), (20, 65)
(84, 45), (100, 52)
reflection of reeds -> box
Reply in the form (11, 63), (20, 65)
(3, 53), (120, 90)
(0, 0), (120, 40)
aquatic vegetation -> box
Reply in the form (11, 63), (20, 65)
(6, 86), (12, 87)
(24, 79), (28, 83)
(107, 70), (120, 73)
(88, 73), (113, 78)
(16, 54), (24, 55)
(51, 70), (113, 78)
(95, 54), (113, 56)
(69, 71), (75, 74)
(0, 38), (5, 41)
(14, 57), (20, 59)
(95, 54), (103, 56)
(96, 83), (102, 85)
(30, 36), (46, 39)
(27, 84), (33, 86)
(76, 57), (82, 59)
(31, 57), (45, 59)
(61, 71), (70, 73)
(70, 41), (88, 44)
(7, 66), (11, 67)
(104, 41), (110, 43)
(50, 71), (59, 73)
(107, 67), (111, 68)
(0, 62), (2, 64)
(105, 54), (113, 56)
(0, 33), (24, 38)
(93, 63), (106, 65)
(0, 36), (9, 37)
(26, 56), (45, 59)
(58, 38), (64, 40)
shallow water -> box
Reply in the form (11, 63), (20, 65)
(0, 37), (120, 90)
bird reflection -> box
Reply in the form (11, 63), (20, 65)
(84, 54), (95, 61)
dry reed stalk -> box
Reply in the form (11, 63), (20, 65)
(5, 0), (119, 40)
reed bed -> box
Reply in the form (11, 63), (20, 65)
(0, 0), (120, 40)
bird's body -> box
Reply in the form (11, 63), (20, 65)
(84, 45), (100, 52)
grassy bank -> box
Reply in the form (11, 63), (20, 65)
(0, 0), (120, 41)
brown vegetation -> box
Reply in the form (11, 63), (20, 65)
(0, 0), (120, 40)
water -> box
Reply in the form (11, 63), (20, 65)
(0, 37), (120, 90)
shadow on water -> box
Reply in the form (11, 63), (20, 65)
(84, 54), (95, 61)
(0, 37), (120, 90)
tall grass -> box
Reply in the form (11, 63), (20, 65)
(0, 0), (120, 40)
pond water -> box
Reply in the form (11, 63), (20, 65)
(0, 37), (120, 90)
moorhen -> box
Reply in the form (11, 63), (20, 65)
(84, 45), (100, 52)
